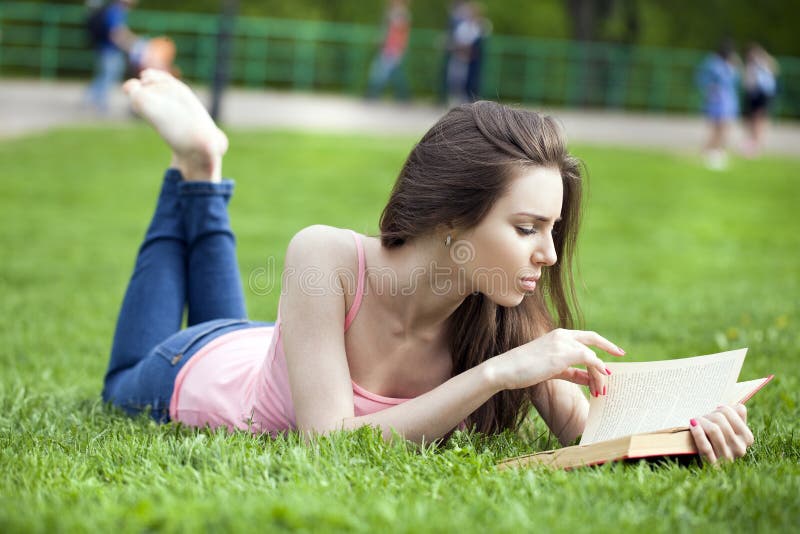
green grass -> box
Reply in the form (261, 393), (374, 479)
(1, 125), (798, 532)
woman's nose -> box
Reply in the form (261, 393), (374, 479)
(532, 235), (558, 266)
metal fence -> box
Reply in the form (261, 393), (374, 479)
(2, 2), (798, 118)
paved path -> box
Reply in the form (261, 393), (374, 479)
(1, 79), (798, 157)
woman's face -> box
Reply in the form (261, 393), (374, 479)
(456, 166), (563, 307)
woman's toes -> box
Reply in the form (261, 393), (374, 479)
(215, 128), (229, 153)
(140, 69), (163, 85)
(151, 69), (174, 82)
(122, 78), (143, 96)
(141, 68), (172, 84)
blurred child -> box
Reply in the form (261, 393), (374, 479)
(366, 0), (411, 101)
(742, 43), (779, 157)
(696, 41), (740, 170)
(130, 36), (181, 78)
(85, 0), (141, 113)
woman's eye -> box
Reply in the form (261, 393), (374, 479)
(516, 226), (536, 236)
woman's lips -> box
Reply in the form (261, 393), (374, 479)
(520, 277), (538, 291)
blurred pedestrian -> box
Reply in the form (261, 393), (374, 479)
(366, 0), (411, 102)
(446, 2), (488, 105)
(465, 3), (490, 103)
(696, 40), (741, 170)
(84, 0), (141, 114)
(438, 1), (468, 104)
(742, 43), (779, 158)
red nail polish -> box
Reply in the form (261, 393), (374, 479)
(690, 419), (697, 427)
(606, 367), (612, 375)
(602, 385), (607, 395)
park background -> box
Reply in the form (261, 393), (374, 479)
(2, 0), (800, 118)
(1, 1), (799, 532)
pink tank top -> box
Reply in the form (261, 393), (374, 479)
(168, 230), (412, 434)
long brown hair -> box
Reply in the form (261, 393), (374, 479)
(379, 101), (584, 434)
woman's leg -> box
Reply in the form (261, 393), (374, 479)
(104, 169), (187, 388)
(123, 68), (245, 324)
(103, 69), (240, 404)
(181, 179), (247, 325)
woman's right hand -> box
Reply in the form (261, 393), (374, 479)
(487, 329), (625, 397)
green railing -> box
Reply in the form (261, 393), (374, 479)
(2, 2), (798, 118)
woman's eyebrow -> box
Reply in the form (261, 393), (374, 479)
(514, 211), (562, 223)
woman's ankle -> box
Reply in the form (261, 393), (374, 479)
(170, 152), (223, 182)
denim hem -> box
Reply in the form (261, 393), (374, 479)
(178, 179), (235, 196)
(164, 168), (183, 182)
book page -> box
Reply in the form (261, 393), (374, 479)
(722, 376), (773, 405)
(580, 348), (747, 445)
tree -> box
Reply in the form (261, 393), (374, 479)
(564, 0), (615, 41)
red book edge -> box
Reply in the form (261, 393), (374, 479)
(739, 374), (774, 404)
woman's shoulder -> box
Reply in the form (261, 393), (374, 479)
(286, 225), (360, 263)
(285, 225), (364, 294)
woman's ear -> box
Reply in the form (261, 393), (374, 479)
(432, 222), (458, 246)
(433, 221), (457, 235)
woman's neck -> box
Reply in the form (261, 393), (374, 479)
(365, 234), (469, 340)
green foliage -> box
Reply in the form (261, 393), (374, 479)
(1, 126), (798, 531)
(33, 0), (800, 54)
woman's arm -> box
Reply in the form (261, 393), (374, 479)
(281, 226), (502, 442)
(342, 373), (591, 445)
(340, 361), (499, 442)
(529, 380), (589, 446)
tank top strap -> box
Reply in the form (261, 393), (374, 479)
(344, 230), (366, 332)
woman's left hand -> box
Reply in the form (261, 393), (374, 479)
(689, 403), (754, 465)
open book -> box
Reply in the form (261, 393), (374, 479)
(497, 348), (773, 470)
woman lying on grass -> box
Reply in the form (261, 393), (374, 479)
(102, 69), (754, 464)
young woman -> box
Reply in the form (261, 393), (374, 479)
(102, 69), (754, 464)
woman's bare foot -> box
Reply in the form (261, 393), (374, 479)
(123, 69), (228, 182)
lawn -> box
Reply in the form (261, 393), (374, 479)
(1, 125), (798, 532)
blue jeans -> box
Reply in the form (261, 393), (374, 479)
(101, 169), (271, 422)
(366, 53), (410, 101)
(86, 47), (126, 113)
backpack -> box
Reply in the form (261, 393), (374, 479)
(86, 4), (111, 47)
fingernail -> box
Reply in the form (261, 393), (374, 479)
(602, 385), (607, 395)
(593, 390), (598, 398)
(606, 367), (612, 375)
(690, 419), (698, 427)
(716, 405), (723, 410)
(617, 346), (626, 355)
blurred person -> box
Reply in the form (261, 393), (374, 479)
(464, 3), (491, 103)
(446, 3), (488, 105)
(131, 36), (181, 77)
(84, 0), (141, 114)
(366, 0), (411, 102)
(741, 43), (779, 158)
(99, 68), (756, 466)
(438, 1), (469, 104)
(696, 40), (741, 171)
